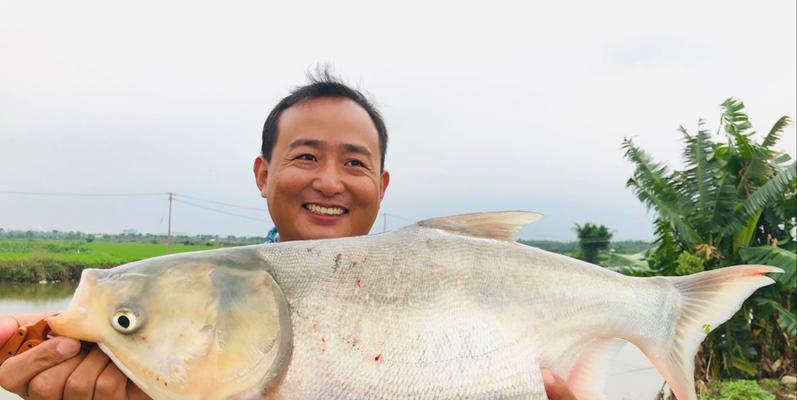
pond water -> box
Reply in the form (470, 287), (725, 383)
(0, 283), (666, 400)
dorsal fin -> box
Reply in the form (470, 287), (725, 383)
(417, 211), (542, 241)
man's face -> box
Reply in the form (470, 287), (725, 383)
(254, 97), (389, 242)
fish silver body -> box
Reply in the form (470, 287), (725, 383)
(48, 212), (781, 400)
(269, 224), (652, 399)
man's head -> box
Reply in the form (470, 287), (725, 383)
(254, 72), (390, 242)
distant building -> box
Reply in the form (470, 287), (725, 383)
(122, 229), (138, 235)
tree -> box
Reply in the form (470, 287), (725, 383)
(573, 223), (613, 264)
(623, 98), (796, 380)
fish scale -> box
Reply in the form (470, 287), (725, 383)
(47, 212), (781, 400)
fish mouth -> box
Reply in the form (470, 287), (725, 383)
(47, 269), (106, 343)
(303, 203), (349, 216)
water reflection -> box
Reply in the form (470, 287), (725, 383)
(0, 282), (77, 301)
(0, 283), (75, 317)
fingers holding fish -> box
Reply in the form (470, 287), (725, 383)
(64, 345), (111, 400)
(94, 362), (130, 400)
(126, 379), (152, 400)
(0, 336), (81, 397)
(27, 351), (87, 400)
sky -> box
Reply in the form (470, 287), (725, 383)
(0, 0), (795, 241)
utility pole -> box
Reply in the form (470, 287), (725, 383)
(166, 192), (174, 253)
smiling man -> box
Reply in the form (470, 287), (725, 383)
(253, 74), (389, 243)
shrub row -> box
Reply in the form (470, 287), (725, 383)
(0, 258), (114, 283)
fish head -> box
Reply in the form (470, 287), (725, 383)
(48, 268), (112, 343)
(49, 250), (293, 399)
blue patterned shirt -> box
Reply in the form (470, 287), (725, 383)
(264, 227), (280, 244)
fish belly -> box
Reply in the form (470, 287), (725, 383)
(279, 305), (546, 399)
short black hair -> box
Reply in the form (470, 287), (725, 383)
(261, 69), (388, 170)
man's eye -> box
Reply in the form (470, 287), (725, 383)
(297, 154), (317, 161)
(345, 159), (366, 168)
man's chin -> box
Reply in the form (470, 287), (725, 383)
(302, 228), (348, 241)
(283, 222), (348, 242)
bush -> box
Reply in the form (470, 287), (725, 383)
(675, 251), (705, 275)
(698, 380), (775, 400)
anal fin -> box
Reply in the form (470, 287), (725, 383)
(566, 338), (625, 400)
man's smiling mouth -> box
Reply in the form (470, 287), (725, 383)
(304, 203), (348, 216)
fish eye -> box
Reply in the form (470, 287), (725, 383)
(111, 309), (140, 334)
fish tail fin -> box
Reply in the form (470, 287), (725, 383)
(642, 265), (781, 400)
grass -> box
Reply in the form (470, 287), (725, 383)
(695, 379), (789, 400)
(0, 239), (221, 282)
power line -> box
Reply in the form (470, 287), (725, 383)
(0, 190), (264, 212)
(383, 212), (415, 223)
(0, 189), (651, 240)
(0, 189), (268, 227)
(0, 190), (166, 197)
(173, 193), (263, 211)
(173, 198), (267, 222)
(381, 212), (417, 232)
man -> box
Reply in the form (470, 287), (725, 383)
(253, 72), (390, 244)
(0, 73), (576, 399)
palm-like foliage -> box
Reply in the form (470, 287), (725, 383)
(573, 223), (613, 264)
(623, 98), (796, 380)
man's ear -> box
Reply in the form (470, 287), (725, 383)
(253, 156), (269, 198)
(379, 170), (390, 201)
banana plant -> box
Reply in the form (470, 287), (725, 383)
(623, 99), (796, 380)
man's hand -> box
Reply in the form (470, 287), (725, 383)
(543, 368), (579, 400)
(0, 314), (150, 400)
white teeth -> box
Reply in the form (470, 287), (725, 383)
(306, 204), (346, 216)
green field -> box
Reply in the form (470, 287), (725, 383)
(1, 238), (652, 283)
(0, 239), (222, 282)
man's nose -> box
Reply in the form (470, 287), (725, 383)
(312, 164), (345, 196)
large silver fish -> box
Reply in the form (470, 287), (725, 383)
(48, 212), (780, 400)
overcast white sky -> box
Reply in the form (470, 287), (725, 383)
(1, 0), (795, 241)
